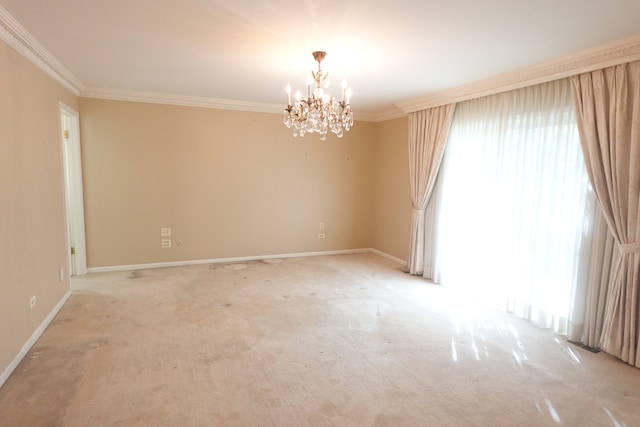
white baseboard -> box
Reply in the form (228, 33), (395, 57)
(369, 248), (408, 267)
(87, 248), (407, 273)
(0, 290), (71, 389)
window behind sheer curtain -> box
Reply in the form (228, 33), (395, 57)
(434, 79), (596, 334)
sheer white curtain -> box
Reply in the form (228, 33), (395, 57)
(433, 79), (596, 334)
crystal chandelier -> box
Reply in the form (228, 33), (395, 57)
(284, 51), (354, 141)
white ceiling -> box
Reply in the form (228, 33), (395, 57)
(2, 0), (640, 118)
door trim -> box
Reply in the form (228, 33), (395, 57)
(60, 102), (87, 275)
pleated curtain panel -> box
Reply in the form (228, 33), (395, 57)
(407, 105), (455, 275)
(571, 60), (640, 367)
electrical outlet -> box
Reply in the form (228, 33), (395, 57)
(317, 233), (326, 239)
(162, 239), (172, 248)
(161, 227), (171, 236)
(59, 267), (64, 281)
(30, 296), (36, 308)
(319, 222), (325, 230)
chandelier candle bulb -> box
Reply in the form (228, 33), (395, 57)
(283, 51), (354, 141)
(342, 79), (347, 102)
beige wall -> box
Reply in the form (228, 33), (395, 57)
(372, 117), (411, 261)
(0, 41), (77, 374)
(79, 98), (379, 267)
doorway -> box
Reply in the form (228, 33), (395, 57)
(60, 103), (87, 276)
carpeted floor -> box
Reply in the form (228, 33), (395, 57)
(1, 253), (639, 426)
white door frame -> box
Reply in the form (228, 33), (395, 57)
(60, 102), (87, 276)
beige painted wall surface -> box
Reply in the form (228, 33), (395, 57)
(372, 117), (411, 262)
(0, 41), (77, 374)
(79, 98), (376, 268)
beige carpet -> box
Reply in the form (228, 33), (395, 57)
(1, 253), (639, 426)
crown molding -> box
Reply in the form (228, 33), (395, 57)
(82, 87), (381, 122)
(372, 107), (407, 122)
(0, 5), (84, 95)
(353, 111), (378, 122)
(397, 34), (640, 113)
(80, 87), (287, 114)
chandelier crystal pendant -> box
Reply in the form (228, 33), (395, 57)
(284, 51), (354, 141)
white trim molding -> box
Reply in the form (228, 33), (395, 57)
(0, 5), (83, 95)
(87, 248), (405, 273)
(0, 291), (72, 389)
(397, 34), (640, 113)
(369, 248), (407, 267)
(80, 87), (380, 123)
(372, 108), (407, 122)
(80, 87), (284, 115)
